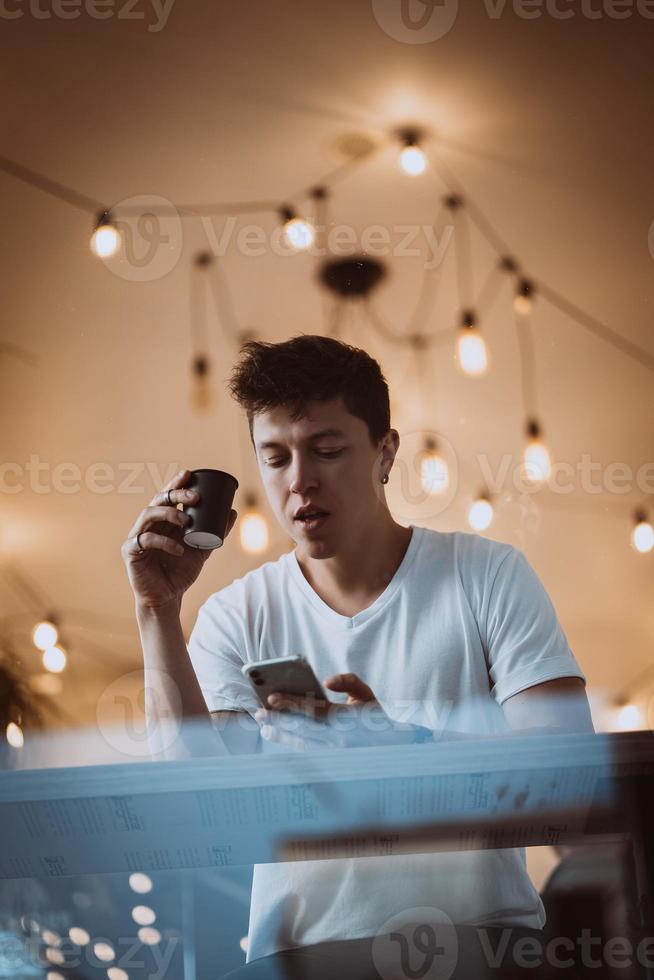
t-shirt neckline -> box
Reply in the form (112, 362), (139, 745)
(287, 525), (422, 629)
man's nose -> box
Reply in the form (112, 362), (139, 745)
(288, 455), (318, 494)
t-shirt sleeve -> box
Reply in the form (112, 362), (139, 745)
(481, 547), (586, 705)
(187, 594), (261, 716)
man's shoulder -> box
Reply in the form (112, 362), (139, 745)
(417, 525), (516, 569)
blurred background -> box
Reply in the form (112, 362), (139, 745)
(1, 1), (653, 974)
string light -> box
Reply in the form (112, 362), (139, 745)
(468, 492), (494, 532)
(420, 438), (449, 496)
(68, 927), (90, 946)
(131, 906), (156, 926)
(239, 494), (270, 555)
(32, 620), (58, 650)
(613, 702), (643, 731)
(107, 969), (129, 980)
(93, 942), (115, 963)
(631, 510), (654, 554)
(41, 930), (61, 947)
(6, 721), (24, 748)
(129, 872), (153, 894)
(521, 419), (551, 484)
(90, 211), (120, 259)
(190, 354), (213, 414)
(398, 129), (426, 176)
(514, 278), (535, 315)
(45, 949), (65, 966)
(279, 206), (315, 251)
(455, 310), (489, 377)
(137, 927), (161, 946)
(42, 645), (67, 673)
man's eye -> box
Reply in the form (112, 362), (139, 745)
(316, 449), (343, 458)
(266, 458), (288, 467)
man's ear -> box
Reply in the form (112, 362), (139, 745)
(378, 429), (400, 476)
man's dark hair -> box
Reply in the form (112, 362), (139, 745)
(228, 334), (391, 445)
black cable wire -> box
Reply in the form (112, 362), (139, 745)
(514, 311), (538, 420)
(0, 155), (104, 215)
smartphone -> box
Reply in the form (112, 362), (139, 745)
(242, 655), (326, 708)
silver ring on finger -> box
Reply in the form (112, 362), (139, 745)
(165, 489), (174, 507)
(134, 532), (145, 555)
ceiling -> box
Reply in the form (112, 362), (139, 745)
(1, 0), (653, 734)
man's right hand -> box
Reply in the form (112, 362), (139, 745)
(121, 468), (237, 611)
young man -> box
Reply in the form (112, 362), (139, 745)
(123, 335), (593, 975)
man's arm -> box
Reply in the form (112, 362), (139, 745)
(210, 710), (261, 754)
(501, 676), (595, 734)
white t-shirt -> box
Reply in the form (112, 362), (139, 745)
(188, 526), (586, 961)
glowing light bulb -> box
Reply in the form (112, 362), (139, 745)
(456, 313), (488, 376)
(615, 703), (642, 731)
(32, 621), (58, 650)
(107, 969), (129, 980)
(522, 421), (551, 484)
(47, 973), (65, 980)
(45, 949), (65, 966)
(280, 207), (315, 251)
(129, 872), (153, 894)
(514, 278), (535, 316)
(631, 514), (654, 554)
(42, 646), (67, 673)
(468, 497), (494, 532)
(420, 443), (449, 496)
(41, 930), (61, 947)
(6, 722), (24, 748)
(239, 503), (270, 555)
(90, 212), (120, 258)
(131, 906), (156, 926)
(69, 927), (90, 946)
(399, 144), (426, 176)
(138, 927), (161, 946)
(240, 936), (249, 953)
(93, 942), (115, 963)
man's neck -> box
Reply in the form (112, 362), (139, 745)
(295, 514), (413, 610)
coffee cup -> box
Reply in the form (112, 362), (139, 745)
(182, 469), (239, 550)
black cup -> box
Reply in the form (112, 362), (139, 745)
(182, 469), (239, 550)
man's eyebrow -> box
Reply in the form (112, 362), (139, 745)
(257, 428), (347, 451)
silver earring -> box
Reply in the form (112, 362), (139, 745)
(380, 473), (389, 485)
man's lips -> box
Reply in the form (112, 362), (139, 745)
(294, 507), (330, 521)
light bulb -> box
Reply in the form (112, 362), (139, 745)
(93, 942), (115, 963)
(6, 721), (24, 748)
(137, 927), (161, 946)
(90, 212), (120, 258)
(631, 515), (654, 554)
(468, 497), (494, 532)
(42, 645), (67, 673)
(45, 949), (65, 966)
(456, 327), (488, 377)
(107, 969), (129, 980)
(615, 703), (642, 731)
(239, 506), (270, 555)
(522, 421), (551, 484)
(129, 872), (153, 894)
(240, 936), (249, 953)
(280, 208), (315, 251)
(420, 447), (449, 496)
(514, 278), (535, 316)
(131, 905), (156, 926)
(399, 144), (426, 176)
(69, 927), (90, 946)
(32, 620), (58, 650)
(41, 930), (61, 947)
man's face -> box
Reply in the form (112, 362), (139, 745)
(252, 397), (388, 559)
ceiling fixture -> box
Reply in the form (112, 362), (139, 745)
(521, 418), (552, 484)
(468, 492), (494, 531)
(90, 210), (120, 258)
(239, 494), (270, 555)
(397, 128), (427, 176)
(456, 310), (489, 377)
(279, 206), (315, 251)
(631, 510), (654, 554)
(514, 278), (535, 316)
(420, 437), (449, 496)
